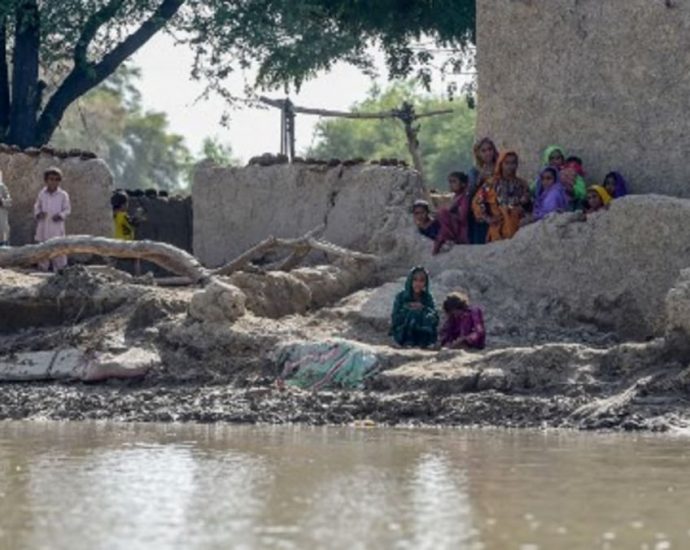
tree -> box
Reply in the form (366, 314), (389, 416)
(0, 0), (474, 148)
(51, 64), (193, 191)
(308, 83), (476, 189)
(199, 137), (239, 167)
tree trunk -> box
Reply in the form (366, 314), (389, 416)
(0, 15), (10, 139)
(7, 0), (41, 148)
(0, 236), (211, 283)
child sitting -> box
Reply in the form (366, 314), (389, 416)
(585, 185), (612, 215)
(603, 171), (628, 199)
(439, 292), (485, 350)
(390, 266), (439, 348)
(412, 200), (441, 241)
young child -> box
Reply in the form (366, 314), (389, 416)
(111, 192), (136, 241)
(111, 191), (145, 274)
(531, 167), (568, 222)
(585, 185), (612, 215)
(34, 167), (71, 271)
(439, 292), (485, 350)
(0, 170), (12, 246)
(390, 266), (439, 348)
(603, 171), (628, 199)
(433, 171), (470, 253)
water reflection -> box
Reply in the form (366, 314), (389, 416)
(1, 423), (689, 549)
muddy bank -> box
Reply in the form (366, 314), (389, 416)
(0, 265), (688, 431)
(1, 194), (689, 431)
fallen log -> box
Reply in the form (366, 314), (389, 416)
(0, 236), (211, 283)
(0, 231), (378, 285)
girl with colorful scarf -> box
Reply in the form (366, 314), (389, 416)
(603, 171), (629, 199)
(532, 167), (569, 221)
(585, 185), (612, 214)
(532, 146), (586, 206)
(467, 137), (499, 245)
(472, 151), (531, 242)
(390, 267), (439, 348)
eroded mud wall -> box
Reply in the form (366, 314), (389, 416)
(0, 149), (113, 245)
(193, 161), (424, 267)
(476, 0), (690, 197)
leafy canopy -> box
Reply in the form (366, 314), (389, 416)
(1, 1), (475, 146)
(308, 82), (476, 189)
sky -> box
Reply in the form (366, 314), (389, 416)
(132, 33), (393, 163)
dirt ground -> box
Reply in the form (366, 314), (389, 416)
(1, 265), (688, 431)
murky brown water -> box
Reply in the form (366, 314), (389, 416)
(1, 422), (689, 549)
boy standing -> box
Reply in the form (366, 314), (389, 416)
(34, 167), (71, 271)
(0, 170), (11, 246)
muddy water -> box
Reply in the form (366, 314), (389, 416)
(1, 423), (689, 550)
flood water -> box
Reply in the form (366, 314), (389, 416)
(1, 422), (689, 549)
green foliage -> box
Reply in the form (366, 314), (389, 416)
(199, 137), (239, 166)
(50, 65), (194, 192)
(308, 82), (476, 189)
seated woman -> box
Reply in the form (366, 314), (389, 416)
(433, 171), (470, 252)
(603, 171), (629, 199)
(440, 292), (485, 350)
(559, 159), (587, 210)
(532, 167), (569, 221)
(390, 267), (439, 348)
(468, 138), (499, 245)
(585, 185), (612, 214)
(531, 145), (566, 196)
(472, 151), (531, 242)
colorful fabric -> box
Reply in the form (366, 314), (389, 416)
(278, 341), (380, 391)
(541, 145), (566, 167)
(390, 267), (439, 347)
(533, 168), (569, 221)
(440, 306), (486, 350)
(0, 181), (11, 243)
(606, 171), (629, 198)
(114, 211), (135, 240)
(589, 185), (613, 206)
(473, 151), (530, 242)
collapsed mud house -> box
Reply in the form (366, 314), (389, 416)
(0, 145), (689, 430)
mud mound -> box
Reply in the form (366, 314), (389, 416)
(379, 195), (690, 341)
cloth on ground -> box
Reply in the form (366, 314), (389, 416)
(277, 341), (380, 390)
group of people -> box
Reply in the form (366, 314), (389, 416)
(0, 167), (144, 272)
(396, 140), (631, 350)
(390, 266), (485, 351)
(413, 139), (629, 253)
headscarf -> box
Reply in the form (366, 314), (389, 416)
(473, 137), (499, 169)
(402, 266), (435, 309)
(493, 150), (519, 181)
(533, 167), (568, 220)
(541, 145), (566, 167)
(565, 159), (586, 178)
(588, 185), (613, 207)
(605, 171), (628, 198)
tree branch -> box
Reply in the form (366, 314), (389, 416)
(36, 0), (184, 145)
(73, 0), (126, 68)
(0, 236), (211, 283)
(211, 225), (377, 277)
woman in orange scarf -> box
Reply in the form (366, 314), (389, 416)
(472, 151), (531, 242)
